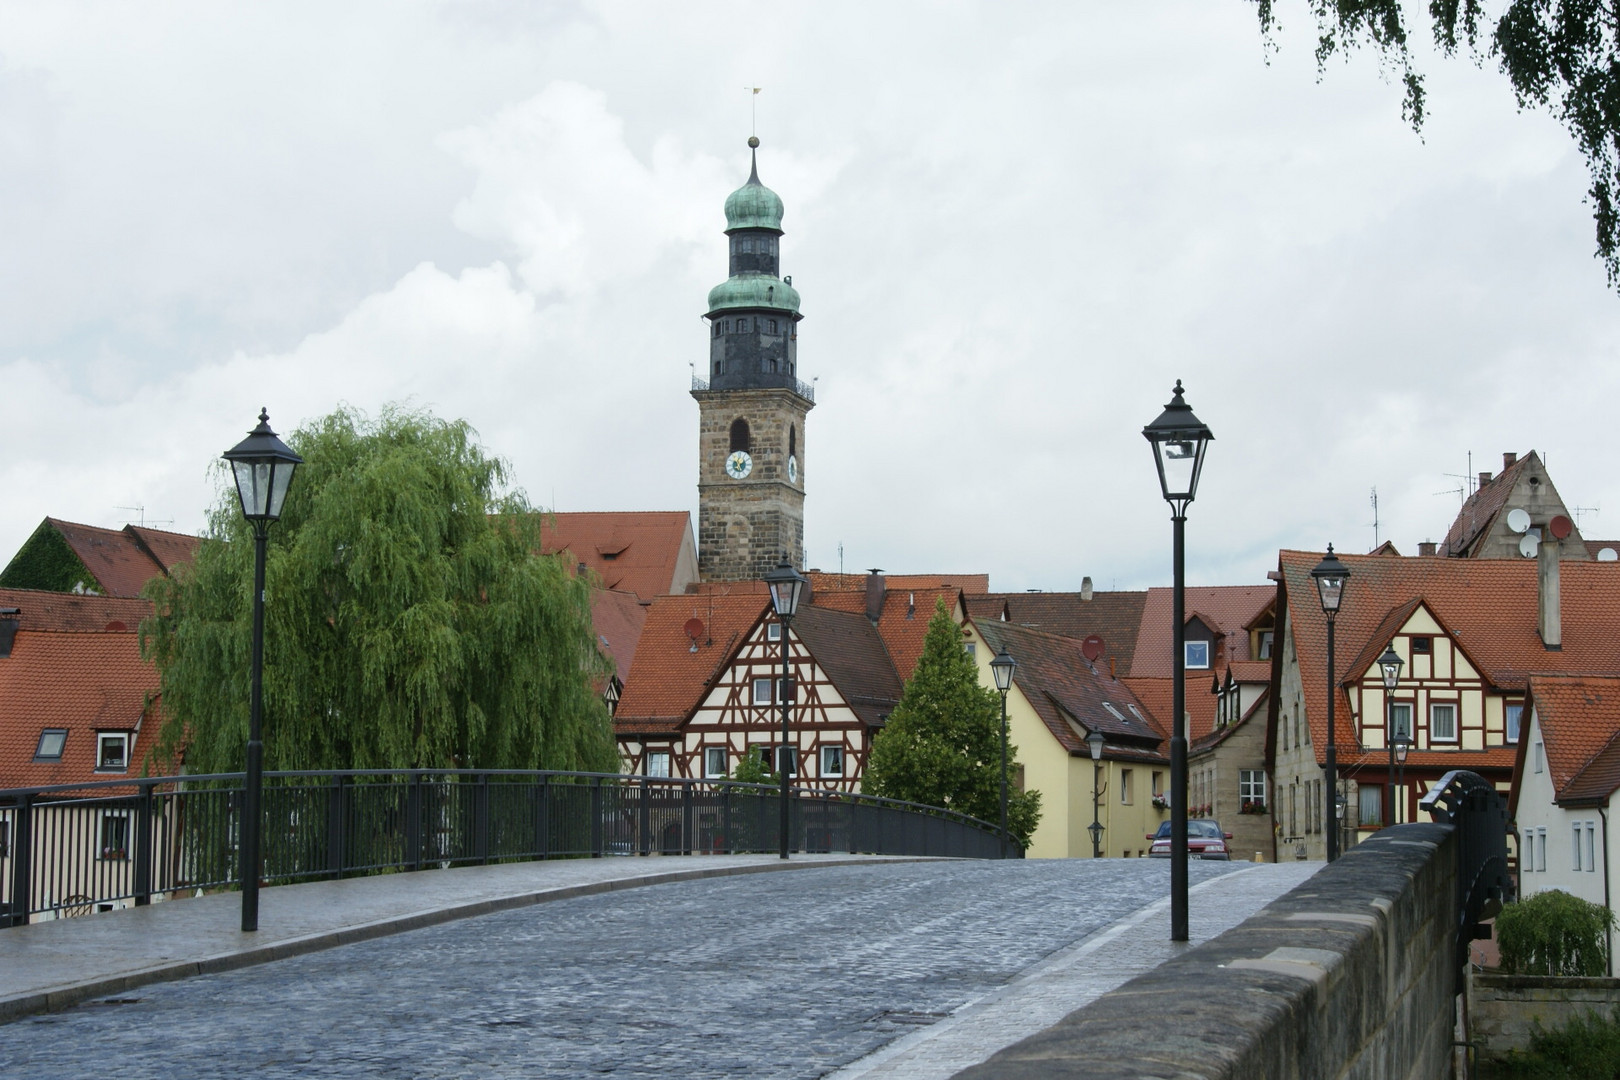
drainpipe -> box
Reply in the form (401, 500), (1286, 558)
(1602, 807), (1613, 978)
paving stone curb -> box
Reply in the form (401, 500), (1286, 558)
(0, 855), (936, 1025)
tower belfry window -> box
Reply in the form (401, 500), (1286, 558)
(789, 425), (796, 459)
(742, 238), (753, 253)
(768, 319), (778, 334)
(730, 418), (751, 453)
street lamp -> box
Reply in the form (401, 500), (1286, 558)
(990, 647), (1018, 859)
(1393, 732), (1411, 821)
(764, 560), (807, 860)
(1143, 379), (1213, 943)
(1379, 643), (1405, 828)
(1087, 728), (1105, 859)
(1311, 545), (1350, 862)
(222, 408), (303, 932)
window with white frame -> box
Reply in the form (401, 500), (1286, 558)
(767, 623), (782, 641)
(1239, 770), (1266, 809)
(820, 745), (844, 777)
(1358, 785), (1383, 827)
(1522, 830), (1534, 871)
(1534, 742), (1546, 773)
(963, 641), (976, 659)
(704, 747), (727, 778)
(1184, 641), (1210, 669)
(1587, 822), (1597, 873)
(644, 751), (671, 778)
(1536, 827), (1547, 872)
(777, 746), (798, 776)
(1505, 703), (1524, 744)
(752, 678), (774, 705)
(1389, 703), (1412, 742)
(1574, 823), (1585, 871)
(1429, 702), (1457, 743)
(97, 732), (130, 771)
(99, 811), (129, 860)
(1120, 769), (1133, 805)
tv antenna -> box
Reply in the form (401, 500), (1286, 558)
(1368, 487), (1380, 550)
(116, 504), (172, 529)
(1574, 504), (1601, 527)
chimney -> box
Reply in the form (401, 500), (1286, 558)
(1418, 541), (1437, 557)
(1504, 452), (1518, 470)
(865, 568), (886, 624)
(1479, 471), (1493, 488)
(1081, 576), (1093, 602)
(1538, 532), (1561, 650)
(0, 608), (18, 658)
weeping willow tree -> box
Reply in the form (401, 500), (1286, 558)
(142, 405), (619, 776)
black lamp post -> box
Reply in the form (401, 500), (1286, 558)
(1379, 643), (1405, 828)
(990, 647), (1017, 859)
(1393, 733), (1411, 821)
(1311, 546), (1349, 862)
(222, 408), (302, 933)
(1087, 728), (1105, 859)
(764, 560), (807, 860)
(1143, 379), (1213, 943)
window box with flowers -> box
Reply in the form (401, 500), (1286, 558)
(1239, 800), (1269, 815)
(1151, 794), (1169, 811)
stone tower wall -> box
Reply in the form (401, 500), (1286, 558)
(694, 386), (812, 581)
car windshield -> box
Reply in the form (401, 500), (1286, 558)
(1189, 821), (1222, 838)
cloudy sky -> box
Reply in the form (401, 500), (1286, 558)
(2, 1), (1615, 593)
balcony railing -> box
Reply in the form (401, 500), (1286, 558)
(0, 769), (1010, 926)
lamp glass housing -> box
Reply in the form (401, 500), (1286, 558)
(1393, 734), (1411, 764)
(1142, 380), (1214, 506)
(1310, 546), (1350, 615)
(1378, 644), (1404, 691)
(1087, 729), (1105, 762)
(990, 648), (1017, 692)
(222, 409), (303, 523)
(763, 561), (807, 620)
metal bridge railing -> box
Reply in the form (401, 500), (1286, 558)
(0, 770), (1010, 927)
(1419, 769), (1515, 973)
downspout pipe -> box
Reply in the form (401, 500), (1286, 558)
(1602, 806), (1613, 978)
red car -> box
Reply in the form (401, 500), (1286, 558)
(1147, 819), (1232, 860)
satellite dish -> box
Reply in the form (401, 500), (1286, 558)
(1506, 508), (1532, 534)
(1082, 634), (1105, 662)
(1550, 514), (1574, 540)
(1519, 533), (1541, 559)
(683, 618), (704, 641)
(1601, 548), (1619, 562)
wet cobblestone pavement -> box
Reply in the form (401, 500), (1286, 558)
(1, 859), (1243, 1079)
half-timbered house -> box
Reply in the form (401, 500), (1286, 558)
(1270, 544), (1620, 862)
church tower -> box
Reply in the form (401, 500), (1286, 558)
(694, 138), (813, 581)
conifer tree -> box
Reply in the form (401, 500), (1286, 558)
(142, 405), (619, 775)
(865, 598), (1041, 848)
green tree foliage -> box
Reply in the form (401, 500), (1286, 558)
(864, 599), (1041, 848)
(1492, 1007), (1620, 1080)
(0, 520), (99, 593)
(1496, 888), (1614, 977)
(1254, 0), (1620, 286)
(141, 405), (619, 775)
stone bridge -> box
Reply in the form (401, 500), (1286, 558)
(0, 854), (1320, 1079)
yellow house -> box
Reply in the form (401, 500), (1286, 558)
(969, 619), (1169, 859)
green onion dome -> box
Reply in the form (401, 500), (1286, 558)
(724, 143), (784, 232)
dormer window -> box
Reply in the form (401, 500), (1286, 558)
(1185, 641), (1210, 669)
(97, 732), (130, 772)
(34, 729), (67, 761)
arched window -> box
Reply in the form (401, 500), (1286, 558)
(737, 317), (749, 333)
(730, 418), (751, 453)
(788, 425), (796, 459)
(767, 319), (778, 334)
(742, 238), (753, 253)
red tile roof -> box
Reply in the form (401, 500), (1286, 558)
(976, 619), (1164, 762)
(612, 592), (770, 736)
(1128, 584), (1276, 678)
(589, 589), (648, 681)
(807, 572), (991, 594)
(1441, 453), (1535, 558)
(0, 629), (163, 790)
(540, 511), (696, 601)
(1276, 549), (1620, 768)
(0, 588), (156, 633)
(47, 518), (200, 598)
(1520, 675), (1620, 806)
(964, 591), (1146, 673)
(813, 586), (961, 683)
(1123, 673), (1227, 742)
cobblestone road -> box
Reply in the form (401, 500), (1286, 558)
(1, 860), (1243, 1079)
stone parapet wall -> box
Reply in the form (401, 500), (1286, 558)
(1471, 973), (1620, 1061)
(954, 822), (1460, 1079)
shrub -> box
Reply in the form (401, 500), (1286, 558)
(1496, 890), (1614, 977)
(1487, 1007), (1620, 1080)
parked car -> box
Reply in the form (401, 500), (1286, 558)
(1147, 819), (1232, 860)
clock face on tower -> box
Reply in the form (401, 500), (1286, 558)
(787, 455), (798, 484)
(725, 450), (753, 479)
